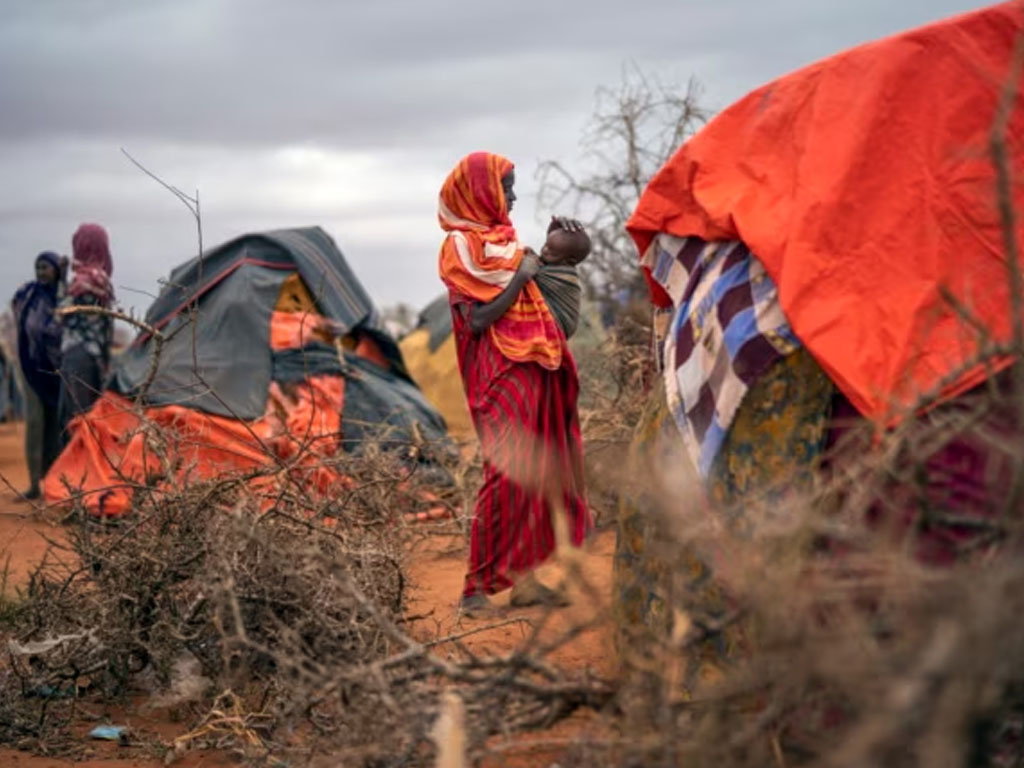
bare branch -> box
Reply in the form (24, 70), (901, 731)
(536, 66), (709, 311)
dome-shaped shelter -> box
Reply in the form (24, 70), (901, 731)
(44, 227), (447, 517)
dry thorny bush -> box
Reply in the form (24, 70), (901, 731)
(576, 300), (656, 528)
(3, 318), (1024, 766)
(2, 319), (1024, 767)
(0, 400), (613, 766)
(564, 357), (1024, 768)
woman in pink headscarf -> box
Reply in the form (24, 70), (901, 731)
(57, 223), (115, 440)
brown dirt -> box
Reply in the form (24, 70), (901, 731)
(0, 423), (69, 595)
(0, 422), (616, 766)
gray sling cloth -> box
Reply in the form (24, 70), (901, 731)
(534, 264), (582, 340)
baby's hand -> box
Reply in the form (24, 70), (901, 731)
(548, 215), (585, 234)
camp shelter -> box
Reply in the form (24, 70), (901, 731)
(616, 0), (1024, 682)
(42, 226), (447, 517)
(398, 295), (473, 440)
(628, 0), (1024, 424)
(399, 280), (607, 443)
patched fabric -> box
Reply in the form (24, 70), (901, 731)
(707, 348), (835, 510)
(641, 233), (800, 476)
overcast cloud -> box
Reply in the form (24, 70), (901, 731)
(0, 0), (986, 315)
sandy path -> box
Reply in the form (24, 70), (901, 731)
(0, 424), (615, 766)
(0, 423), (69, 595)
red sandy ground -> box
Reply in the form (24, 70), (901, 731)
(0, 423), (616, 767)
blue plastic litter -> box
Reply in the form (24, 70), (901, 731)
(29, 685), (74, 699)
(89, 725), (127, 741)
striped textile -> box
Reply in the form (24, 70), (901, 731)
(437, 153), (564, 370)
(641, 233), (801, 477)
(449, 291), (591, 596)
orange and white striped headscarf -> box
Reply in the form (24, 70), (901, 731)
(437, 152), (562, 370)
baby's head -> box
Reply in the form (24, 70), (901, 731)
(541, 221), (591, 266)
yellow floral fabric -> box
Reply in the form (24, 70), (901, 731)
(708, 348), (834, 508)
(615, 348), (834, 698)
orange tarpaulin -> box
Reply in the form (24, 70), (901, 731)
(628, 2), (1024, 420)
(41, 272), (449, 520)
(42, 276), (350, 517)
(41, 376), (346, 518)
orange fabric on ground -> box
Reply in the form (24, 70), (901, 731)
(437, 152), (564, 370)
(42, 373), (345, 517)
(627, 2), (1024, 421)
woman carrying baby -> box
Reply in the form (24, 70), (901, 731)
(437, 151), (592, 614)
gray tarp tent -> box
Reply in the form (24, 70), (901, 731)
(110, 226), (447, 449)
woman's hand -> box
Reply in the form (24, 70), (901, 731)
(518, 247), (542, 279)
(469, 248), (540, 335)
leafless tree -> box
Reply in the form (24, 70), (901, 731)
(536, 64), (710, 314)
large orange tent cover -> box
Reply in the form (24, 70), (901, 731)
(628, 1), (1024, 421)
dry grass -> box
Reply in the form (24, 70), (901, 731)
(576, 300), (656, 528)
(565, 344), (1024, 768)
(3, 312), (1022, 768)
(0, 412), (613, 765)
(1, 332), (1022, 767)
(8, 303), (1024, 765)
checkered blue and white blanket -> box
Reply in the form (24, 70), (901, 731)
(641, 234), (801, 477)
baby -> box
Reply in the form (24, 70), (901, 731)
(540, 217), (591, 266)
(534, 217), (590, 338)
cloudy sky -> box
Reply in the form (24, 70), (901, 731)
(0, 0), (986, 316)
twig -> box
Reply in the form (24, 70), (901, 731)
(55, 305), (165, 402)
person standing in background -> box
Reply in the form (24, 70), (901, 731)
(11, 251), (66, 499)
(57, 224), (115, 440)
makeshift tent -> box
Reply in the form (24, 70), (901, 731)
(617, 0), (1024, 676)
(43, 227), (447, 516)
(399, 295), (474, 440)
(399, 285), (606, 442)
(628, 1), (1024, 423)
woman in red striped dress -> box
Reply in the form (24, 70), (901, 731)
(438, 152), (592, 614)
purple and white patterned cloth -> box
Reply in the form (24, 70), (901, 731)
(641, 233), (801, 477)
